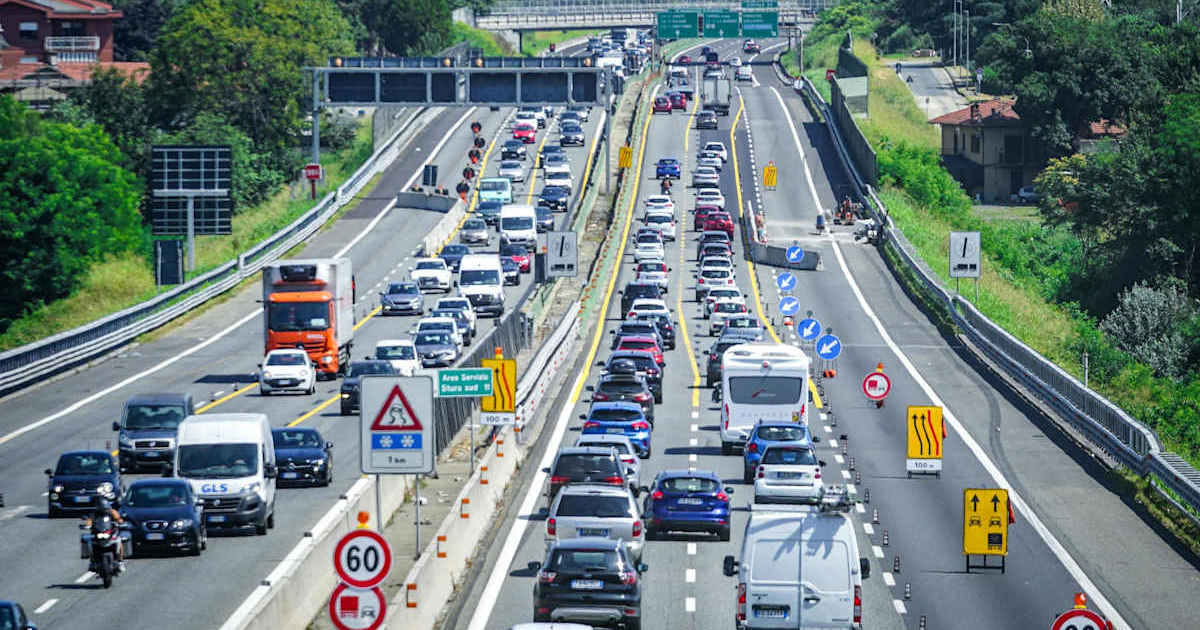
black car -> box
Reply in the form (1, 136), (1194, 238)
(588, 364), (656, 425)
(619, 281), (664, 315)
(0, 600), (35, 630)
(609, 321), (663, 351)
(544, 447), (627, 501)
(271, 428), (333, 487)
(440, 244), (470, 272)
(46, 451), (121, 518)
(539, 185), (571, 213)
(340, 360), (397, 415)
(560, 123), (585, 146)
(122, 479), (206, 556)
(501, 140), (527, 160)
(379, 281), (423, 316)
(538, 144), (565, 168)
(535, 205), (555, 232)
(478, 200), (503, 227)
(705, 336), (752, 388)
(533, 538), (646, 628)
(112, 393), (194, 473)
(696, 110), (718, 130)
(635, 312), (677, 350)
(603, 351), (663, 403)
(431, 308), (474, 344)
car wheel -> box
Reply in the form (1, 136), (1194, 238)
(718, 526), (731, 542)
(644, 526), (657, 541)
(255, 520), (268, 535)
(654, 392), (663, 404)
(200, 531), (207, 551)
(190, 533), (202, 556)
(534, 611), (550, 623)
(626, 617), (642, 630)
(267, 510), (275, 529)
(307, 381), (316, 395)
(721, 442), (732, 456)
(743, 467), (754, 484)
(48, 503), (60, 519)
(261, 388), (271, 397)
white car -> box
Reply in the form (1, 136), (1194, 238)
(695, 188), (726, 209)
(699, 257), (735, 276)
(435, 297), (477, 334)
(643, 212), (677, 241)
(626, 298), (670, 320)
(697, 152), (723, 171)
(544, 169), (572, 194)
(259, 349), (316, 396)
(754, 443), (824, 504)
(704, 287), (744, 317)
(736, 66), (753, 82)
(692, 166), (720, 188)
(710, 299), (750, 335)
(635, 260), (671, 291)
(410, 258), (452, 293)
(412, 316), (464, 349)
(701, 141), (728, 162)
(374, 339), (419, 376)
(633, 238), (666, 263)
(729, 56), (742, 67)
(514, 110), (538, 128)
(695, 267), (735, 301)
(497, 160), (525, 183)
(643, 195), (675, 216)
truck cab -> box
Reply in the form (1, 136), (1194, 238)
(112, 393), (195, 472)
(262, 259), (354, 378)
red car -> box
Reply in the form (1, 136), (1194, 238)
(653, 96), (672, 113)
(694, 205), (720, 231)
(678, 55), (692, 64)
(743, 40), (761, 54)
(668, 91), (686, 110)
(703, 211), (735, 237)
(615, 335), (665, 366)
(513, 123), (536, 143)
(501, 244), (531, 272)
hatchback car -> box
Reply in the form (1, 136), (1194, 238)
(635, 312), (677, 351)
(539, 185), (571, 213)
(46, 451), (121, 517)
(379, 281), (423, 315)
(697, 152), (722, 170)
(501, 257), (520, 285)
(693, 205), (721, 231)
(642, 213), (676, 241)
(272, 428), (333, 486)
(412, 331), (458, 368)
(258, 348), (317, 396)
(545, 169), (573, 194)
(653, 96), (672, 113)
(641, 469), (733, 541)
(122, 479), (206, 556)
(702, 141), (728, 162)
(632, 236), (665, 263)
(560, 123), (586, 146)
(478, 200), (503, 226)
(498, 160), (526, 182)
(545, 447), (629, 502)
(721, 315), (765, 341)
(668, 91), (686, 109)
(703, 211), (735, 237)
(374, 338), (419, 376)
(634, 260), (670, 291)
(501, 140), (527, 161)
(588, 368), (656, 425)
(513, 123), (537, 143)
(614, 336), (664, 366)
(709, 299), (750, 336)
(753, 444), (826, 504)
(643, 195), (675, 215)
(440, 244), (471, 272)
(736, 66), (753, 82)
(703, 287), (743, 317)
(603, 351), (663, 403)
(743, 422), (815, 483)
(695, 188), (725, 209)
(340, 360), (397, 415)
(695, 267), (735, 301)
(535, 205), (555, 233)
(532, 538), (646, 628)
(692, 166), (720, 188)
(655, 158), (681, 179)
(625, 298), (669, 322)
(619, 281), (663, 315)
(460, 217), (491, 246)
(575, 435), (642, 490)
(501, 243), (532, 273)
(547, 484), (644, 562)
(695, 110), (718, 130)
(538, 144), (566, 168)
(581, 402), (652, 458)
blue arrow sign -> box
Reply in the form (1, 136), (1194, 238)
(816, 334), (842, 360)
(778, 296), (800, 316)
(786, 246), (805, 264)
(798, 317), (821, 341)
(776, 272), (796, 292)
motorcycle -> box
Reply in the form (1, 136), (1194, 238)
(660, 179), (672, 196)
(80, 515), (130, 588)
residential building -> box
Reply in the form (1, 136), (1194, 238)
(930, 98), (1038, 203)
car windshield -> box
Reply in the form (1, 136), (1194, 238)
(501, 244), (528, 256)
(479, 202), (502, 215)
(177, 443), (257, 479)
(554, 454), (617, 476)
(460, 269), (500, 285)
(501, 217), (533, 231)
(267, 302), (329, 332)
(729, 376), (804, 405)
(716, 303), (743, 313)
(126, 484), (189, 507)
(557, 495), (632, 518)
(645, 215), (671, 224)
(348, 362), (394, 377)
(702, 269), (729, 279)
(124, 404), (186, 430)
(636, 234), (660, 244)
(762, 447), (818, 465)
(590, 408), (641, 422)
(420, 321), (453, 333)
(416, 261), (444, 270)
(660, 477), (719, 493)
(756, 426), (808, 442)
(272, 429), (323, 449)
(376, 344), (415, 360)
(550, 549), (620, 572)
(463, 219), (486, 230)
(266, 352), (306, 367)
(638, 263), (665, 272)
(387, 283), (418, 295)
(415, 332), (451, 345)
(481, 180), (509, 192)
(620, 324), (655, 336)
(55, 454), (113, 475)
(442, 245), (469, 256)
(563, 124), (583, 133)
(599, 380), (646, 394)
(500, 161), (521, 169)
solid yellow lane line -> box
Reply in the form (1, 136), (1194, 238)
(354, 305), (382, 331)
(525, 129), (551, 205)
(677, 94), (703, 409)
(287, 393), (340, 427)
(196, 384), (259, 414)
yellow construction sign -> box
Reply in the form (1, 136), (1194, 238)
(480, 355), (517, 425)
(618, 145), (633, 169)
(963, 488), (1010, 557)
(905, 406), (944, 475)
(763, 161), (778, 189)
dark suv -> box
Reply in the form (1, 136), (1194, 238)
(340, 360), (397, 415)
(603, 351), (663, 403)
(545, 447), (628, 503)
(46, 451), (121, 518)
(112, 393), (194, 473)
(619, 281), (663, 315)
(588, 361), (655, 424)
(705, 333), (760, 387)
(501, 140), (527, 160)
(533, 538), (647, 628)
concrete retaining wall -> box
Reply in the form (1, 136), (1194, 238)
(419, 199), (469, 256)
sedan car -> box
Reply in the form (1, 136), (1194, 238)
(440, 244), (470, 273)
(634, 260), (670, 291)
(410, 258), (452, 293)
(632, 236), (665, 263)
(501, 140), (527, 161)
(652, 96), (672, 113)
(588, 365), (656, 425)
(374, 339), (419, 375)
(753, 443), (826, 504)
(641, 469), (733, 540)
(697, 152), (722, 170)
(538, 144), (565, 168)
(340, 360), (397, 415)
(532, 538), (646, 627)
(535, 205), (555, 233)
(560, 123), (585, 146)
(702, 141), (728, 162)
(513, 122), (537, 143)
(668, 91), (686, 110)
(0, 601), (34, 630)
(614, 335), (665, 366)
(545, 169), (573, 194)
(546, 485), (644, 562)
(581, 402), (652, 458)
(643, 212), (676, 241)
(46, 451), (121, 517)
(379, 281), (423, 315)
(743, 422), (815, 483)
(121, 479), (206, 556)
(501, 243), (532, 273)
(619, 281), (663, 315)
(539, 185), (571, 213)
(460, 217), (490, 246)
(695, 110), (718, 130)
(258, 348), (316, 395)
(692, 166), (720, 188)
(643, 194), (674, 215)
(695, 188), (725, 209)
(743, 39), (761, 54)
(271, 428), (333, 487)
(702, 211), (735, 237)
(413, 331), (458, 368)
(498, 160), (526, 182)
(568, 104), (591, 122)
(655, 158), (681, 179)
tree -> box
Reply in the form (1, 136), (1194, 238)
(66, 68), (153, 176)
(112, 0), (185, 61)
(162, 111), (283, 209)
(360, 0), (452, 56)
(1101, 278), (1197, 378)
(0, 97), (143, 332)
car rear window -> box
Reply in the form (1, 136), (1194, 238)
(729, 376), (803, 405)
(599, 381), (645, 394)
(579, 440), (632, 455)
(557, 495), (633, 517)
(621, 340), (655, 350)
(702, 269), (730, 279)
(660, 477), (719, 493)
(762, 447), (817, 465)
(619, 324), (655, 336)
(554, 454), (618, 476)
(756, 426), (808, 442)
(590, 408), (641, 422)
(550, 549), (620, 571)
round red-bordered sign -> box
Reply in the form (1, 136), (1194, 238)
(862, 372), (892, 401)
(333, 529), (392, 589)
(328, 582), (386, 630)
(1050, 608), (1108, 630)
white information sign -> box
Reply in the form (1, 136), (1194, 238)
(949, 231), (981, 279)
(359, 375), (435, 474)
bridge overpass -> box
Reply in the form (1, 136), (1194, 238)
(475, 0), (828, 31)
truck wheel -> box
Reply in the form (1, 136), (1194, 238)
(721, 442), (732, 456)
(718, 526), (731, 542)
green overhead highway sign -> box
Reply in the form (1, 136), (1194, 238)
(703, 10), (741, 38)
(436, 368), (494, 398)
(742, 0), (778, 8)
(656, 10), (699, 39)
(742, 11), (779, 38)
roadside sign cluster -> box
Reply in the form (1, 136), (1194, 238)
(655, 10), (779, 39)
(360, 377), (436, 475)
(330, 527), (392, 630)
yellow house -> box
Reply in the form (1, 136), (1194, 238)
(930, 99), (1038, 202)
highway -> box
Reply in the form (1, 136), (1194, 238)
(0, 42), (607, 630)
(443, 37), (1200, 630)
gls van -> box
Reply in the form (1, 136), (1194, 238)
(458, 254), (506, 317)
(723, 494), (870, 629)
(171, 413), (277, 535)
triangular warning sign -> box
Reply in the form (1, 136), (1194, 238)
(371, 385), (424, 431)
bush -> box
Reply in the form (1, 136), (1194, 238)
(1101, 279), (1198, 379)
(321, 112), (359, 151)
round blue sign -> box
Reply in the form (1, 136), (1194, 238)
(776, 272), (797, 292)
(816, 334), (842, 360)
(786, 246), (805, 263)
(797, 317), (821, 340)
(778, 296), (800, 316)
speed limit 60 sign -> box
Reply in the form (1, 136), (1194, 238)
(333, 529), (392, 589)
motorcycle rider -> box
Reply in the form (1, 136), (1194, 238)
(84, 492), (126, 572)
(660, 177), (672, 196)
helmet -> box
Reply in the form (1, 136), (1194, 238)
(96, 496), (112, 512)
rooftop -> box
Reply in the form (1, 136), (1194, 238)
(929, 98), (1022, 127)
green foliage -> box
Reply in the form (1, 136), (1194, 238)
(360, 0), (452, 55)
(112, 0), (185, 62)
(0, 97), (143, 332)
(63, 68), (154, 176)
(162, 111), (285, 209)
(1101, 279), (1198, 379)
(448, 22), (508, 57)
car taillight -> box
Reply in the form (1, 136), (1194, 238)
(550, 475), (570, 485)
(854, 585), (862, 624)
(737, 583), (746, 622)
(539, 570), (557, 584)
(631, 421), (650, 431)
(632, 520), (642, 538)
(593, 392), (610, 401)
(621, 455), (636, 464)
(632, 392), (651, 402)
(583, 421), (600, 429)
(757, 466), (765, 479)
(747, 442), (758, 453)
(620, 570), (637, 585)
(547, 517), (556, 535)
(814, 469), (822, 479)
(628, 311), (636, 318)
(651, 490), (664, 500)
(698, 278), (705, 284)
(716, 491), (730, 502)
(603, 475), (624, 485)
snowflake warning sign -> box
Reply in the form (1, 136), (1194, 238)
(359, 376), (435, 475)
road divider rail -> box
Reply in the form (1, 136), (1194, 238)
(782, 62), (1200, 521)
(0, 106), (437, 396)
(420, 199), (469, 256)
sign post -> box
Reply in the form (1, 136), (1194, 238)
(963, 488), (1011, 573)
(481, 350), (518, 426)
(329, 517), (391, 630)
(949, 230), (981, 301)
(905, 405), (944, 477)
(305, 163), (324, 199)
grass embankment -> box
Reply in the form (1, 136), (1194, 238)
(450, 22), (514, 56)
(0, 120), (375, 351)
(520, 29), (604, 57)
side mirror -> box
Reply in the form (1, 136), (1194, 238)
(818, 460), (827, 467)
(112, 422), (121, 432)
(326, 441), (334, 449)
(596, 361), (606, 367)
(723, 555), (738, 577)
(637, 562), (649, 573)
(724, 487), (735, 495)
(586, 385), (595, 392)
(639, 485), (651, 494)
(264, 463), (277, 479)
(860, 557), (871, 578)
(627, 467), (636, 477)
(578, 414), (587, 420)
(528, 560), (542, 572)
(541, 467), (551, 473)
(257, 363), (263, 369)
(44, 468), (53, 476)
(812, 436), (821, 443)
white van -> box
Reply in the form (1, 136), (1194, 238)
(173, 413), (277, 535)
(500, 204), (538, 248)
(720, 343), (812, 455)
(722, 496), (869, 629)
(457, 254), (505, 317)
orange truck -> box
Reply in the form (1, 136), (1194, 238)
(261, 259), (355, 378)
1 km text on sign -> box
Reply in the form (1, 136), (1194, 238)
(359, 376), (435, 474)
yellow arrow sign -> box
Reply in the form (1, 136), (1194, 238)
(763, 161), (778, 189)
(906, 405), (944, 474)
(480, 357), (517, 414)
(963, 488), (1009, 556)
(618, 145), (633, 169)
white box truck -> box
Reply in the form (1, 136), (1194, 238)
(262, 258), (354, 379)
(704, 76), (733, 116)
(172, 413), (277, 535)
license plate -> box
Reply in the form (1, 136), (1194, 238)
(73, 496), (90, 503)
(678, 498), (704, 505)
(577, 528), (609, 537)
(277, 379), (295, 386)
(755, 606), (788, 618)
(142, 451), (159, 458)
(571, 579), (604, 590)
(282, 472), (299, 479)
(777, 472), (804, 479)
(145, 533), (165, 541)
(208, 515), (226, 523)
(607, 428), (626, 434)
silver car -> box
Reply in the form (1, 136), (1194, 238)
(460, 217), (490, 245)
(545, 484), (644, 562)
(692, 166), (720, 188)
(498, 160), (526, 183)
(575, 435), (642, 490)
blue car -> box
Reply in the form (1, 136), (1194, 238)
(580, 401), (652, 458)
(0, 600), (36, 630)
(45, 450), (121, 518)
(742, 421), (816, 483)
(641, 469), (733, 540)
(655, 158), (681, 179)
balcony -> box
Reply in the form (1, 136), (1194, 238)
(44, 36), (100, 53)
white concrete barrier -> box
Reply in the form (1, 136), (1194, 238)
(421, 198), (469, 256)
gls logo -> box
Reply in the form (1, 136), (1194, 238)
(200, 483), (229, 494)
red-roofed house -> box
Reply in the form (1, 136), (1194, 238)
(930, 98), (1038, 202)
(0, 0), (148, 108)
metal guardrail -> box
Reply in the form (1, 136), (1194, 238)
(478, 11), (816, 29)
(786, 66), (1200, 520)
(0, 107), (432, 396)
(483, 0), (831, 13)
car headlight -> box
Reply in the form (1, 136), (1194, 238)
(262, 371), (274, 380)
(96, 482), (113, 496)
(118, 434), (133, 447)
(242, 482), (262, 496)
(53, 484), (64, 493)
(308, 458), (325, 468)
(170, 518), (194, 530)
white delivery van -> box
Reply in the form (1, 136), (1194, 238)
(723, 493), (869, 629)
(500, 204), (538, 248)
(173, 413), (277, 535)
(458, 253), (506, 317)
(720, 343), (812, 455)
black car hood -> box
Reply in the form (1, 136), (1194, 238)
(124, 505), (195, 522)
(277, 447), (326, 462)
(52, 473), (117, 485)
(341, 376), (363, 390)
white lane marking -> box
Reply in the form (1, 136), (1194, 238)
(0, 505), (31, 521)
(687, 543), (697, 555)
(0, 107), (475, 448)
(883, 572), (896, 587)
(75, 571), (94, 584)
(828, 439), (838, 448)
(840, 469), (851, 480)
(893, 600), (907, 615)
(691, 411), (699, 419)
(686, 597), (697, 612)
(41, 492), (48, 497)
(872, 545), (884, 558)
(856, 503), (866, 514)
(33, 599), (57, 614)
(691, 424), (699, 432)
(772, 78), (1129, 629)
(834, 454), (844, 464)
(689, 438), (698, 446)
(846, 483), (856, 494)
(823, 425), (832, 433)
(685, 568), (696, 583)
(689, 454), (698, 462)
(863, 523), (874, 535)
